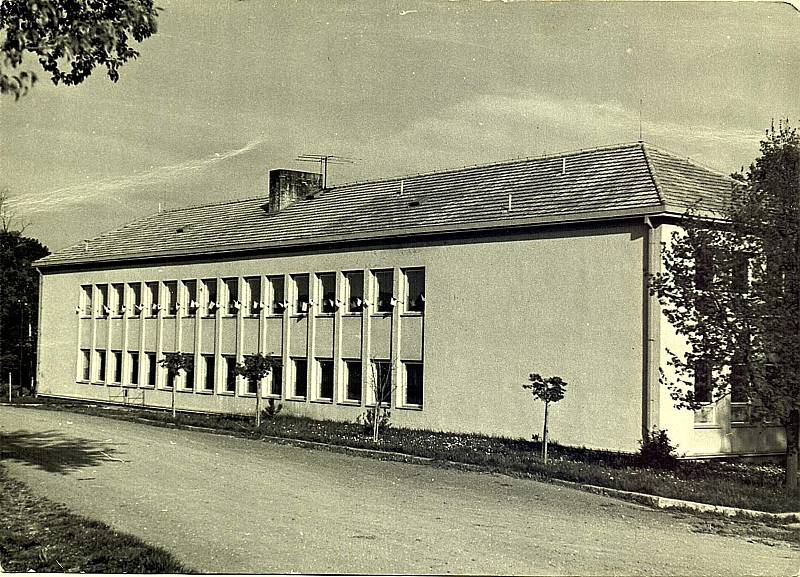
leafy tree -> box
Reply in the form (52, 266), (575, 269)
(522, 373), (567, 463)
(0, 192), (49, 398)
(651, 121), (800, 495)
(159, 352), (192, 419)
(234, 353), (279, 427)
(0, 0), (160, 99)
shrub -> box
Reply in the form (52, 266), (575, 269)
(260, 398), (283, 422)
(638, 428), (678, 469)
(357, 410), (391, 436)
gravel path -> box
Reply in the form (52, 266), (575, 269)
(0, 405), (797, 574)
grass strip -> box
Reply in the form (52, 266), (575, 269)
(0, 464), (190, 573)
(23, 398), (800, 514)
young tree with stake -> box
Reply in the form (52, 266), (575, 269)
(159, 352), (193, 419)
(522, 373), (567, 463)
(234, 353), (279, 427)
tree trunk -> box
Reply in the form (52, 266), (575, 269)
(171, 378), (176, 419)
(786, 407), (800, 494)
(372, 405), (379, 442)
(542, 401), (549, 464)
(255, 380), (261, 428)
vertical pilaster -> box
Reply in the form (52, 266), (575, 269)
(333, 272), (344, 403)
(391, 267), (402, 409)
(307, 273), (317, 400)
(361, 268), (371, 404)
(280, 273), (291, 400)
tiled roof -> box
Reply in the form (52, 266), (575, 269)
(36, 142), (732, 268)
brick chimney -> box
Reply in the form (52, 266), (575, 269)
(267, 169), (322, 213)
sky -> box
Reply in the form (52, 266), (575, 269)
(1, 0), (798, 252)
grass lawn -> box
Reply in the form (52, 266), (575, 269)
(0, 464), (190, 573)
(22, 398), (800, 514)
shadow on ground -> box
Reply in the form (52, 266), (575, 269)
(0, 430), (122, 474)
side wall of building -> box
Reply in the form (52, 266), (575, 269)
(38, 222), (649, 451)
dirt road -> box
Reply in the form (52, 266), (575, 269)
(0, 405), (796, 574)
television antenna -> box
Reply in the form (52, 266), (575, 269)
(296, 154), (357, 188)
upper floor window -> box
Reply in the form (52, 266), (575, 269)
(202, 278), (218, 316)
(245, 276), (261, 316)
(403, 268), (425, 313)
(130, 283), (142, 316)
(268, 276), (285, 315)
(146, 282), (159, 316)
(292, 274), (309, 315)
(185, 280), (198, 315)
(81, 285), (93, 317)
(224, 278), (239, 315)
(345, 271), (364, 313)
(318, 273), (337, 314)
(373, 270), (394, 313)
(97, 284), (109, 317)
(112, 283), (125, 315)
(164, 281), (178, 316)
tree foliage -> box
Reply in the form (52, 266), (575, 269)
(651, 121), (800, 492)
(0, 0), (159, 98)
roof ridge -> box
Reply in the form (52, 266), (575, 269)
(328, 141), (646, 190)
(639, 142), (666, 206)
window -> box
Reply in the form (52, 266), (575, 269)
(371, 360), (392, 406)
(129, 352), (139, 385)
(130, 283), (142, 316)
(112, 351), (122, 384)
(97, 284), (109, 317)
(269, 358), (282, 396)
(318, 273), (337, 314)
(344, 359), (362, 402)
(112, 283), (125, 315)
(165, 367), (175, 390)
(269, 276), (285, 315)
(81, 285), (93, 316)
(373, 270), (394, 313)
(96, 350), (107, 382)
(345, 271), (364, 313)
(185, 280), (198, 315)
(202, 355), (215, 391)
(731, 253), (751, 293)
(183, 361), (195, 390)
(694, 358), (714, 424)
(317, 359), (334, 400)
(404, 362), (423, 407)
(224, 355), (237, 393)
(80, 349), (91, 381)
(403, 268), (425, 313)
(292, 358), (307, 398)
(224, 278), (239, 315)
(202, 278), (218, 316)
(146, 353), (157, 387)
(146, 282), (159, 316)
(293, 274), (309, 314)
(695, 247), (714, 291)
(164, 281), (178, 315)
(245, 277), (261, 316)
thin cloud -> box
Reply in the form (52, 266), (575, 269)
(6, 139), (269, 214)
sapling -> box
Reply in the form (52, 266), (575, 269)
(523, 373), (567, 463)
(159, 352), (193, 419)
(234, 353), (280, 427)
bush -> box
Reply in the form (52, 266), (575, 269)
(259, 399), (283, 423)
(638, 428), (678, 469)
(357, 409), (391, 436)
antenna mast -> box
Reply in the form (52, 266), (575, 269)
(296, 154), (356, 188)
(638, 97), (643, 142)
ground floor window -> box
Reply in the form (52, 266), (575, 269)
(96, 350), (106, 383)
(292, 358), (307, 399)
(224, 356), (237, 393)
(146, 352), (157, 387)
(202, 355), (215, 391)
(111, 351), (122, 384)
(129, 352), (139, 385)
(317, 358), (333, 401)
(371, 360), (392, 407)
(344, 359), (362, 402)
(79, 349), (91, 381)
(269, 360), (282, 396)
(183, 361), (195, 390)
(403, 361), (423, 407)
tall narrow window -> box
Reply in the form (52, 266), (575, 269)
(146, 282), (159, 317)
(317, 358), (334, 400)
(373, 270), (394, 313)
(345, 271), (364, 313)
(693, 358), (714, 424)
(269, 276), (285, 315)
(112, 351), (122, 384)
(245, 277), (261, 316)
(97, 284), (109, 317)
(165, 368), (175, 390)
(269, 358), (283, 396)
(130, 283), (142, 316)
(96, 350), (107, 382)
(184, 280), (198, 315)
(202, 355), (215, 391)
(224, 355), (237, 393)
(371, 360), (392, 406)
(129, 352), (139, 385)
(81, 285), (93, 316)
(318, 273), (337, 314)
(404, 362), (424, 407)
(80, 349), (91, 381)
(732, 253), (751, 293)
(292, 358), (307, 398)
(146, 353), (157, 387)
(292, 274), (309, 314)
(403, 268), (425, 313)
(695, 247), (714, 291)
(202, 278), (217, 316)
(224, 278), (239, 315)
(164, 281), (178, 315)
(184, 361), (195, 390)
(344, 359), (362, 402)
(112, 283), (125, 315)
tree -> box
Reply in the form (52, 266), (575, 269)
(0, 0), (159, 99)
(651, 121), (800, 495)
(363, 359), (395, 442)
(159, 352), (192, 419)
(234, 353), (279, 427)
(522, 372), (566, 463)
(0, 191), (49, 398)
